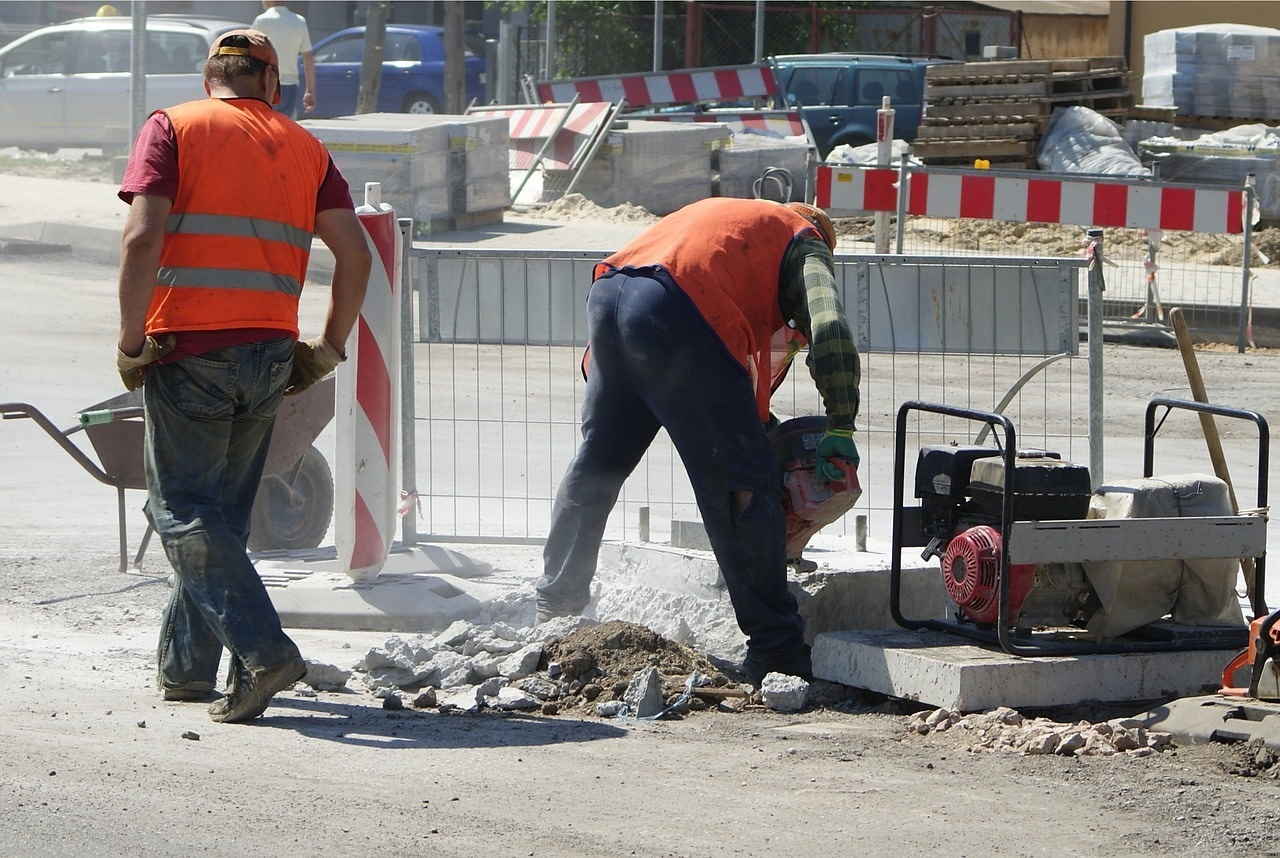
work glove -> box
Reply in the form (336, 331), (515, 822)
(815, 427), (859, 484)
(285, 336), (345, 396)
(116, 334), (175, 391)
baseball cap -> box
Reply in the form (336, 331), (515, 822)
(208, 29), (281, 104)
(786, 202), (837, 252)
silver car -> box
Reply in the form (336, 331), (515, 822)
(0, 15), (244, 151)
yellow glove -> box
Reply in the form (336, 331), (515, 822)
(285, 336), (345, 396)
(116, 334), (176, 391)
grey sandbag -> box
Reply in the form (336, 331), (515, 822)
(1083, 473), (1245, 640)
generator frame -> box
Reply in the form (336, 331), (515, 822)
(888, 397), (1269, 656)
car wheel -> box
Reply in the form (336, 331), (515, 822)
(402, 92), (441, 114)
(248, 445), (333, 551)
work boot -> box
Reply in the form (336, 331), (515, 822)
(208, 657), (306, 724)
(742, 644), (813, 687)
(161, 680), (218, 702)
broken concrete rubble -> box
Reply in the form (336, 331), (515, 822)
(907, 707), (1176, 758)
(622, 667), (665, 718)
(493, 686), (540, 711)
(498, 643), (543, 679)
(302, 660), (352, 692)
(439, 685), (482, 713)
(760, 673), (810, 713)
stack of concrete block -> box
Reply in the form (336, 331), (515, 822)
(543, 120), (730, 215)
(300, 113), (510, 234)
(714, 133), (809, 202)
(1143, 24), (1280, 120)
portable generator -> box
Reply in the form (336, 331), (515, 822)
(915, 444), (1097, 629)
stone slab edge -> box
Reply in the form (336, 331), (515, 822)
(813, 629), (1236, 712)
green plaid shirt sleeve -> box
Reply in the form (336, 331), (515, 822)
(777, 236), (860, 431)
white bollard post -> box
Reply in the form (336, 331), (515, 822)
(874, 95), (895, 254)
(335, 182), (403, 579)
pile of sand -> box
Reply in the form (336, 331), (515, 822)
(529, 193), (659, 224)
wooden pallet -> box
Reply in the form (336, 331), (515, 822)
(910, 139), (1035, 158)
(916, 122), (1040, 141)
(926, 74), (1128, 101)
(923, 101), (1052, 121)
(1125, 105), (1178, 122)
(926, 56), (1126, 82)
(1174, 113), (1278, 131)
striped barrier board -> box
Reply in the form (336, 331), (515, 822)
(815, 165), (1246, 234)
(626, 109), (806, 139)
(336, 183), (402, 580)
(536, 63), (777, 108)
(468, 101), (612, 170)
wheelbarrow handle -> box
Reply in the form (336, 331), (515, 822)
(79, 407), (144, 427)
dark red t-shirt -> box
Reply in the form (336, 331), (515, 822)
(118, 99), (355, 361)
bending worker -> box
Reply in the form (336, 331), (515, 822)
(115, 30), (370, 723)
(538, 198), (860, 684)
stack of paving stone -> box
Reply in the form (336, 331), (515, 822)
(918, 57), (1132, 168)
(301, 112), (509, 234)
(714, 133), (810, 202)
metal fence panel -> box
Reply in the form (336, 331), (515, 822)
(407, 246), (1089, 545)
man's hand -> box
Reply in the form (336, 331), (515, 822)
(815, 427), (859, 484)
(285, 336), (344, 396)
(302, 90), (315, 113)
(116, 334), (175, 391)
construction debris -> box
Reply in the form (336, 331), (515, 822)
(907, 707), (1175, 758)
(621, 666), (665, 718)
(301, 660), (352, 692)
(760, 673), (810, 713)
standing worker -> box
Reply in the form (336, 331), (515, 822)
(252, 1), (316, 117)
(115, 30), (371, 723)
(538, 199), (860, 684)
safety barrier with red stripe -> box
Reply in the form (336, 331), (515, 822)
(336, 183), (402, 579)
(814, 165), (1245, 234)
(627, 108), (806, 139)
(469, 101), (611, 170)
(535, 63), (777, 108)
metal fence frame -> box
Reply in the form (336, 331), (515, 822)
(396, 244), (1093, 547)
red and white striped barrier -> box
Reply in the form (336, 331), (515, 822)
(536, 63), (777, 108)
(628, 109), (806, 139)
(815, 165), (1246, 234)
(469, 101), (612, 170)
(336, 182), (401, 580)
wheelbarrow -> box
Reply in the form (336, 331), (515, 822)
(1, 377), (336, 574)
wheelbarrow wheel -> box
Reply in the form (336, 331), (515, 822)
(248, 445), (333, 551)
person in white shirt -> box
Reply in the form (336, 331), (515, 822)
(251, 1), (315, 117)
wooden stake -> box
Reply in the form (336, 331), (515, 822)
(1168, 308), (1258, 609)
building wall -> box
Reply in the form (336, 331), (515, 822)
(1021, 13), (1109, 59)
(1109, 0), (1277, 76)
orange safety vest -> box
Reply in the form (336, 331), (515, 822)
(144, 98), (331, 337)
(594, 198), (820, 421)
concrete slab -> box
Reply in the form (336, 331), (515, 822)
(812, 629), (1236, 712)
(256, 544), (533, 633)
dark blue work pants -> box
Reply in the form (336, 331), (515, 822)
(538, 271), (805, 657)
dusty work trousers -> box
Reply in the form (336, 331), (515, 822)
(145, 338), (302, 691)
(538, 270), (805, 658)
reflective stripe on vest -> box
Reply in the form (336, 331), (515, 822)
(157, 266), (303, 297)
(595, 198), (817, 421)
(145, 97), (330, 336)
(166, 212), (314, 251)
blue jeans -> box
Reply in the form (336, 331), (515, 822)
(538, 271), (805, 657)
(275, 84), (299, 118)
(146, 338), (302, 690)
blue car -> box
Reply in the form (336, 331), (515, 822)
(308, 25), (484, 116)
(772, 54), (955, 157)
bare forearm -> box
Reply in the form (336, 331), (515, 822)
(304, 53), (316, 94)
(117, 238), (163, 353)
(322, 255), (370, 352)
